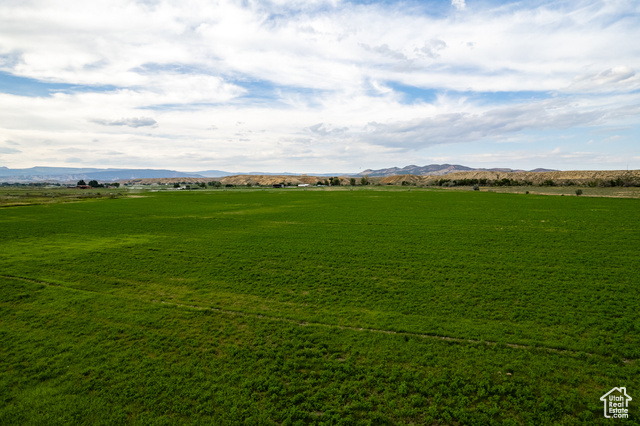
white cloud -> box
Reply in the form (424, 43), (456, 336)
(91, 117), (158, 128)
(0, 146), (21, 154)
(452, 0), (466, 12)
(569, 66), (639, 93)
(0, 0), (639, 170)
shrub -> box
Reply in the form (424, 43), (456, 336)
(472, 184), (480, 191)
(575, 189), (583, 196)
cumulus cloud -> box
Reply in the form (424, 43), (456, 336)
(361, 99), (609, 150)
(0, 0), (639, 170)
(306, 123), (349, 136)
(452, 0), (466, 11)
(360, 44), (408, 61)
(91, 117), (158, 128)
(416, 39), (447, 59)
(569, 66), (638, 92)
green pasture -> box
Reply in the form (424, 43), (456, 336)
(1, 189), (638, 424)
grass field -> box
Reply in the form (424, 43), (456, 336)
(0, 187), (124, 207)
(1, 188), (638, 424)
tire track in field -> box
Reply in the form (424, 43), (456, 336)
(2, 274), (635, 363)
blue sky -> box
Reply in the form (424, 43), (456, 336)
(0, 0), (639, 173)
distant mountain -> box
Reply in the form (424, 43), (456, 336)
(358, 164), (558, 177)
(194, 170), (235, 177)
(0, 166), (109, 177)
(0, 164), (559, 182)
(0, 166), (355, 182)
(0, 167), (204, 182)
(195, 170), (303, 177)
(195, 170), (353, 177)
(83, 169), (205, 181)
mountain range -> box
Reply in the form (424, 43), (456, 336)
(0, 167), (208, 182)
(0, 165), (558, 182)
(358, 164), (557, 177)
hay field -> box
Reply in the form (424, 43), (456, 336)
(1, 189), (638, 424)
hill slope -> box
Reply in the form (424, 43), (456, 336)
(359, 164), (558, 177)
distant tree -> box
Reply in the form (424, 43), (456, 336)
(360, 175), (370, 186)
(575, 189), (583, 196)
(88, 180), (101, 188)
(246, 182), (252, 187)
(323, 179), (330, 186)
(77, 180), (86, 186)
(472, 184), (480, 191)
(173, 183), (180, 188)
(349, 178), (356, 186)
(111, 182), (120, 188)
(198, 182), (206, 188)
(331, 177), (341, 186)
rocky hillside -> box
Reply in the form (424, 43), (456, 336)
(119, 175), (353, 186)
(379, 170), (640, 186)
(219, 175), (325, 186)
(118, 170), (640, 187)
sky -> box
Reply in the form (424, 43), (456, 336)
(0, 0), (639, 173)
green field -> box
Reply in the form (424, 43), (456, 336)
(1, 188), (638, 424)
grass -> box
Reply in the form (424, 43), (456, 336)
(1, 188), (638, 424)
(467, 185), (640, 198)
(0, 187), (125, 207)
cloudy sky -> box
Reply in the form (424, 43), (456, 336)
(1, 0), (639, 173)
